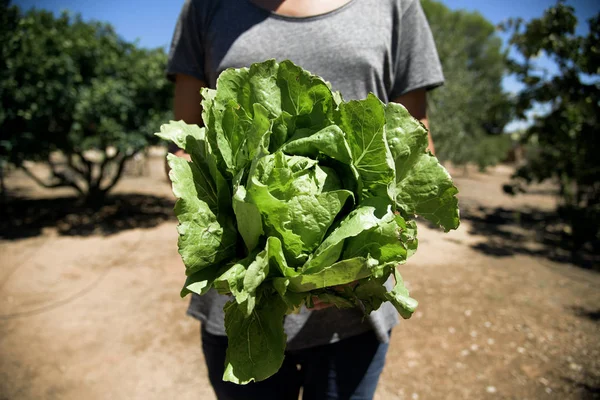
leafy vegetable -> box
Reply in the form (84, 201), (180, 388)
(157, 59), (460, 384)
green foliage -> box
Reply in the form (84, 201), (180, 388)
(474, 134), (514, 171)
(159, 59), (460, 384)
(502, 2), (600, 251)
(421, 0), (514, 167)
(0, 2), (172, 203)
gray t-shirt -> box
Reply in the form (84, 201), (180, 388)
(167, 0), (444, 350)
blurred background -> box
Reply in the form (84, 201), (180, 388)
(0, 0), (598, 399)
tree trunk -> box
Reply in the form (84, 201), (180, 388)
(0, 160), (6, 211)
(81, 150), (137, 209)
(83, 186), (107, 210)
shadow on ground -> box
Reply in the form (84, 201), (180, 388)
(460, 206), (599, 271)
(0, 193), (176, 239)
(570, 306), (600, 322)
(560, 377), (600, 398)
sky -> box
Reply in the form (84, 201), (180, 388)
(13, 0), (600, 131)
(14, 0), (599, 50)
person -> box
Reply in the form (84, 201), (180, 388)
(165, 0), (444, 399)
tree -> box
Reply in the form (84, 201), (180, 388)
(502, 2), (600, 253)
(0, 0), (20, 202)
(0, 2), (172, 205)
(421, 0), (514, 170)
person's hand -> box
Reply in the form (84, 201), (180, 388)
(307, 281), (359, 311)
(164, 147), (191, 177)
(309, 296), (335, 310)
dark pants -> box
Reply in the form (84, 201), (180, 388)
(201, 327), (390, 400)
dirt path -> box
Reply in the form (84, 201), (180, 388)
(1, 159), (598, 400)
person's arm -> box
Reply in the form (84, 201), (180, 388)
(391, 88), (435, 155)
(174, 74), (205, 124)
(165, 73), (206, 174)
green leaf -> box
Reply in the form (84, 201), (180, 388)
(232, 184), (263, 253)
(384, 269), (418, 319)
(246, 175), (304, 265)
(216, 237), (298, 316)
(352, 274), (389, 314)
(214, 101), (272, 177)
(343, 211), (416, 265)
(236, 59), (281, 117)
(238, 241), (274, 315)
(302, 206), (383, 273)
(277, 59), (334, 131)
(247, 152), (351, 265)
(180, 263), (229, 297)
(167, 154), (238, 275)
(270, 111), (294, 151)
(398, 217), (419, 259)
(158, 120), (231, 212)
(251, 152), (320, 201)
(282, 125), (353, 165)
(265, 237), (306, 308)
(385, 103), (460, 231)
(214, 261), (248, 297)
(286, 192), (353, 254)
(223, 293), (288, 384)
(261, 236), (298, 278)
(201, 61), (278, 178)
(384, 103), (428, 181)
(351, 266), (417, 318)
(394, 154), (460, 232)
(288, 256), (378, 292)
(337, 93), (396, 201)
(167, 150), (218, 210)
(155, 120), (202, 152)
(272, 277), (307, 310)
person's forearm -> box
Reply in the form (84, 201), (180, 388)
(419, 118), (435, 156)
(165, 74), (206, 175)
(174, 75), (204, 125)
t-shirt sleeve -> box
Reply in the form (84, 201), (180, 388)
(166, 0), (206, 82)
(390, 0), (444, 99)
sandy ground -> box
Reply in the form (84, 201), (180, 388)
(0, 155), (598, 400)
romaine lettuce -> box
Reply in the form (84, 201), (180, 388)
(157, 59), (460, 384)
